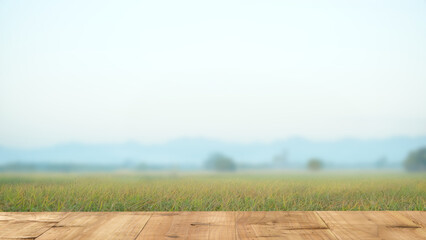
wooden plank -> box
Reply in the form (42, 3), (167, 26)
(0, 211), (424, 239)
(317, 211), (423, 240)
(1, 239), (39, 240)
(0, 212), (67, 222)
(0, 212), (68, 239)
(35, 212), (151, 240)
(0, 221), (58, 239)
(136, 212), (236, 240)
(399, 211), (426, 227)
(363, 211), (420, 227)
(238, 228), (337, 240)
(376, 227), (426, 240)
(236, 211), (337, 240)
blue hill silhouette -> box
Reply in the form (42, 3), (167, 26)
(1, 136), (425, 169)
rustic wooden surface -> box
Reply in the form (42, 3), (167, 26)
(0, 211), (424, 240)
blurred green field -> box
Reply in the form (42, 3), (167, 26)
(0, 172), (424, 211)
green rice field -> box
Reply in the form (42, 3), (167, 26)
(0, 172), (424, 212)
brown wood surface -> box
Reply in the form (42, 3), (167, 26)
(0, 211), (424, 240)
(36, 212), (151, 240)
(137, 212), (235, 240)
(236, 211), (336, 240)
(0, 212), (68, 239)
(400, 211), (426, 227)
(316, 211), (424, 240)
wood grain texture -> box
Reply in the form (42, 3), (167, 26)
(236, 211), (337, 240)
(0, 211), (424, 240)
(399, 211), (426, 227)
(0, 212), (68, 239)
(136, 212), (235, 240)
(35, 212), (151, 240)
(0, 212), (67, 222)
(316, 211), (424, 240)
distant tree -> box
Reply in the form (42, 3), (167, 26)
(307, 158), (323, 171)
(204, 153), (236, 172)
(404, 147), (426, 172)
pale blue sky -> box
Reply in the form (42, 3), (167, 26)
(1, 0), (425, 148)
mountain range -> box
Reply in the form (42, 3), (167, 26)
(1, 136), (425, 169)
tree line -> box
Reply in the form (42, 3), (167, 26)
(204, 146), (426, 172)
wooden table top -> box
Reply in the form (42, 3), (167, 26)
(0, 211), (424, 239)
